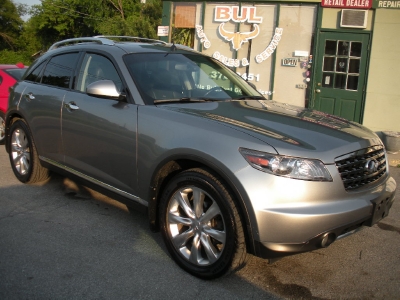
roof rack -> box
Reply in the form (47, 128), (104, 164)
(48, 37), (115, 50)
(48, 36), (167, 51)
(94, 35), (167, 45)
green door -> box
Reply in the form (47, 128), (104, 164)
(312, 32), (370, 123)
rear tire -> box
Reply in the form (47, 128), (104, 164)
(159, 168), (247, 279)
(0, 111), (5, 145)
(8, 119), (50, 183)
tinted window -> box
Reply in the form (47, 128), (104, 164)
(4, 68), (27, 80)
(76, 53), (122, 92)
(25, 61), (46, 83)
(42, 53), (79, 88)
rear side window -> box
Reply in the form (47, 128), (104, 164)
(4, 69), (27, 80)
(25, 62), (46, 83)
(42, 53), (79, 88)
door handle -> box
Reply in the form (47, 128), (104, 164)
(25, 93), (35, 101)
(315, 89), (321, 93)
(65, 102), (80, 110)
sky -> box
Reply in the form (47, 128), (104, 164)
(16, 0), (41, 5)
(15, 0), (41, 20)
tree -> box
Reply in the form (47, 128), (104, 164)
(25, 0), (162, 50)
(97, 1), (162, 38)
(1, 0), (163, 63)
(0, 0), (24, 50)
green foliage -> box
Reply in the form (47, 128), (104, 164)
(98, 1), (162, 39)
(0, 0), (163, 63)
(0, 0), (24, 50)
(24, 0), (162, 49)
(0, 50), (31, 65)
(172, 28), (195, 48)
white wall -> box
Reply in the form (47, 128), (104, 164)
(363, 10), (400, 133)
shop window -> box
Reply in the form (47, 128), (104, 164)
(172, 3), (200, 48)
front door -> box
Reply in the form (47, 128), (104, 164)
(312, 32), (370, 123)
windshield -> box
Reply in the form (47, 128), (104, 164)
(124, 53), (263, 104)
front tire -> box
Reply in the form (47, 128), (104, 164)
(8, 119), (50, 183)
(159, 168), (246, 279)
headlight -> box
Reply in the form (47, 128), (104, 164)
(239, 148), (332, 181)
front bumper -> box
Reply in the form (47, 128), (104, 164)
(235, 164), (396, 259)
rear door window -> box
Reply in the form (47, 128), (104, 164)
(42, 53), (79, 89)
(25, 61), (46, 83)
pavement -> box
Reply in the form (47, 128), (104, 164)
(388, 151), (400, 167)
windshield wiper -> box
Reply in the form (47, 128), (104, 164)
(234, 96), (266, 100)
(154, 97), (211, 104)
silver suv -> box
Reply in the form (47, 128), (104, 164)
(5, 37), (396, 279)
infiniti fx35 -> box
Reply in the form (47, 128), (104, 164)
(5, 36), (396, 279)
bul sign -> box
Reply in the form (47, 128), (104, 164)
(215, 6), (263, 23)
(195, 5), (283, 68)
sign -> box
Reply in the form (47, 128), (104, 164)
(282, 58), (298, 67)
(294, 50), (309, 57)
(157, 26), (169, 37)
(373, 0), (400, 8)
(195, 25), (210, 49)
(215, 6), (263, 23)
(321, 0), (372, 8)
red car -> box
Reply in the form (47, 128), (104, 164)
(0, 63), (27, 144)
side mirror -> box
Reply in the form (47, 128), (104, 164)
(86, 80), (126, 101)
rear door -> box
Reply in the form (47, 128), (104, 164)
(62, 52), (138, 197)
(19, 53), (80, 162)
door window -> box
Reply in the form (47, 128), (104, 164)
(42, 53), (79, 88)
(25, 61), (46, 83)
(76, 53), (123, 93)
(322, 40), (362, 91)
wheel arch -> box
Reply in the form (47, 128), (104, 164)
(147, 155), (257, 255)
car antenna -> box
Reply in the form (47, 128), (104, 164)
(170, 41), (177, 52)
(165, 41), (177, 57)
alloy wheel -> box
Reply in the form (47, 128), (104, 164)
(166, 186), (226, 266)
(10, 127), (31, 175)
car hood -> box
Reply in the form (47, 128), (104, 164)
(159, 100), (382, 163)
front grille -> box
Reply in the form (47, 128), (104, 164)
(335, 146), (387, 191)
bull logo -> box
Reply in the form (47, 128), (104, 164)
(218, 23), (260, 51)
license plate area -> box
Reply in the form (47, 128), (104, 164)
(366, 196), (393, 226)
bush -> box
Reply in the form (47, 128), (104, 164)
(0, 50), (32, 65)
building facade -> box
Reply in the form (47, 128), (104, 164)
(160, 0), (400, 133)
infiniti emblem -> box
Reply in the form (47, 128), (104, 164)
(364, 159), (379, 174)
